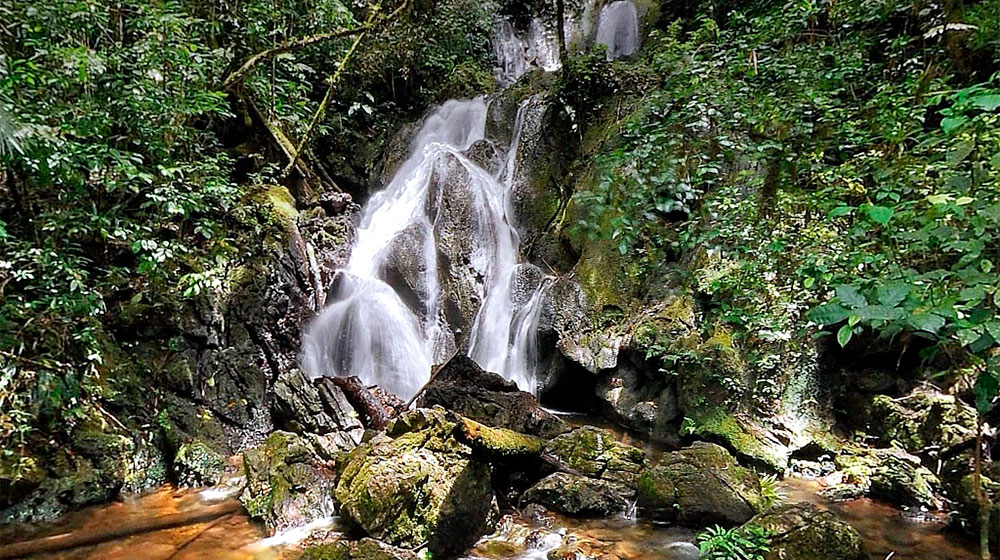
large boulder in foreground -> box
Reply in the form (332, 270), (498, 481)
(417, 355), (568, 438)
(334, 408), (497, 556)
(240, 431), (344, 533)
(636, 442), (764, 526)
(741, 503), (865, 560)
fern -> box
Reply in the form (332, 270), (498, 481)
(698, 524), (772, 560)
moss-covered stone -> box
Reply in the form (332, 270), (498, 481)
(543, 426), (646, 487)
(172, 439), (225, 487)
(334, 408), (497, 556)
(742, 503), (865, 560)
(298, 538), (419, 560)
(867, 386), (976, 453)
(455, 416), (545, 460)
(823, 445), (943, 509)
(240, 431), (337, 533)
(636, 442), (764, 526)
(522, 472), (632, 516)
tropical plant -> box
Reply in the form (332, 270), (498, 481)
(698, 524), (772, 560)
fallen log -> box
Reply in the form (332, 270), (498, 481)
(326, 375), (392, 430)
(0, 501), (243, 560)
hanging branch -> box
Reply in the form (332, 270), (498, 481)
(280, 0), (408, 178)
(223, 27), (371, 90)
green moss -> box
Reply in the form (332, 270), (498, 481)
(456, 417), (545, 459)
(685, 409), (787, 472)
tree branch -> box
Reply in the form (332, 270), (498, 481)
(223, 27), (370, 89)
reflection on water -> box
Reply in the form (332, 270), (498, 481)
(781, 477), (979, 560)
(0, 487), (291, 560)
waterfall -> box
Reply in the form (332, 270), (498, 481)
(595, 1), (639, 60)
(301, 95), (549, 399)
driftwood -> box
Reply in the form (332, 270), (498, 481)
(0, 501), (242, 560)
(327, 375), (392, 430)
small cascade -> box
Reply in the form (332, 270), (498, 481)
(494, 18), (562, 85)
(594, 1), (639, 60)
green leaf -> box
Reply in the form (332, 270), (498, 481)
(866, 205), (894, 226)
(875, 283), (909, 307)
(908, 313), (945, 334)
(971, 94), (1000, 112)
(941, 116), (968, 134)
(837, 324), (853, 347)
(985, 321), (1000, 343)
(835, 285), (867, 309)
(957, 328), (982, 346)
(927, 194), (951, 205)
(828, 206), (854, 218)
(854, 305), (906, 322)
(807, 303), (850, 325)
(947, 140), (975, 165)
(975, 369), (1000, 415)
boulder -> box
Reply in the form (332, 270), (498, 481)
(822, 446), (943, 509)
(240, 431), (339, 533)
(741, 503), (865, 560)
(521, 472), (632, 516)
(334, 408), (498, 556)
(636, 442), (764, 526)
(418, 355), (568, 438)
(595, 350), (679, 443)
(298, 538), (419, 560)
(866, 386), (977, 453)
(272, 368), (365, 442)
(543, 426), (646, 487)
(172, 440), (225, 487)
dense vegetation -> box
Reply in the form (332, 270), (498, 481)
(0, 0), (493, 489)
(567, 0), (1000, 413)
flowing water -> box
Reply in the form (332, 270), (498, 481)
(595, 1), (639, 60)
(301, 96), (552, 398)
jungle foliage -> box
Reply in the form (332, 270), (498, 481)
(569, 0), (1000, 399)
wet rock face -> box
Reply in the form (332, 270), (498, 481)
(521, 472), (633, 516)
(822, 446), (943, 509)
(240, 431), (340, 533)
(272, 368), (365, 443)
(743, 503), (866, 560)
(595, 350), (679, 443)
(417, 355), (568, 438)
(172, 440), (225, 487)
(334, 408), (498, 556)
(636, 442), (764, 526)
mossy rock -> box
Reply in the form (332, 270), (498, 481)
(742, 503), (865, 560)
(522, 472), (632, 516)
(334, 408), (497, 556)
(241, 431), (337, 533)
(543, 426), (646, 487)
(824, 445), (943, 509)
(868, 386), (976, 453)
(455, 416), (546, 460)
(298, 538), (419, 560)
(636, 442), (764, 526)
(682, 409), (790, 472)
(172, 439), (225, 487)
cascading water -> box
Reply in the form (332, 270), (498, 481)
(301, 95), (550, 399)
(303, 8), (642, 400)
(595, 1), (639, 60)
